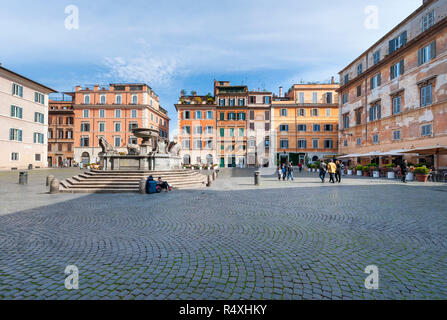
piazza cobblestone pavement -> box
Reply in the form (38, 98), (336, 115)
(1, 168), (447, 300)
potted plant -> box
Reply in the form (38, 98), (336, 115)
(414, 166), (430, 182)
(347, 166), (354, 176)
(370, 165), (380, 178)
(385, 164), (396, 179)
(362, 165), (370, 177)
(356, 165), (363, 176)
(406, 166), (415, 181)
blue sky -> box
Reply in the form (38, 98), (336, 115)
(0, 0), (422, 135)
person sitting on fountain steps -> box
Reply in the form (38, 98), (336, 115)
(145, 176), (158, 194)
(157, 177), (171, 192)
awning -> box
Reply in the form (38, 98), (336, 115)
(400, 146), (447, 155)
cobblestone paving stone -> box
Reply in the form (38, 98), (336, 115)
(0, 169), (447, 299)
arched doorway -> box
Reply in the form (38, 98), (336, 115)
(312, 156), (319, 162)
(206, 154), (213, 165)
(183, 154), (191, 165)
(81, 152), (90, 165)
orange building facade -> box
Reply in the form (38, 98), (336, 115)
(272, 83), (340, 165)
(338, 0), (447, 169)
(72, 83), (169, 165)
(48, 97), (74, 167)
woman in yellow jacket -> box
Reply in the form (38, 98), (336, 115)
(327, 160), (337, 183)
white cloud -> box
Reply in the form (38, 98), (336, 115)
(102, 54), (178, 87)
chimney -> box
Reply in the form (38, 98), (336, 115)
(75, 85), (82, 92)
(93, 85), (99, 91)
(331, 76), (335, 84)
(279, 86), (283, 98)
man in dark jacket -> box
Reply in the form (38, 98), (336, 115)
(319, 160), (327, 183)
(400, 160), (408, 183)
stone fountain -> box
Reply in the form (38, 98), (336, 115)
(99, 128), (182, 171)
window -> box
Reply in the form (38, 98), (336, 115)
(99, 109), (105, 118)
(390, 60), (405, 80)
(393, 130), (401, 140)
(83, 109), (90, 118)
(421, 84), (432, 107)
(264, 96), (271, 104)
(280, 139), (289, 149)
(356, 137), (362, 146)
(392, 96), (402, 115)
(206, 111), (213, 119)
(100, 95), (106, 104)
(114, 122), (121, 132)
(220, 128), (225, 137)
(313, 124), (321, 132)
(324, 124), (334, 132)
(229, 99), (235, 106)
(326, 108), (331, 117)
(182, 140), (190, 149)
(311, 109), (318, 117)
(205, 126), (213, 135)
(298, 108), (305, 117)
(421, 124), (432, 137)
(219, 112), (225, 121)
(265, 139), (270, 148)
(280, 109), (287, 117)
(58, 130), (64, 139)
(34, 92), (45, 104)
(238, 128), (244, 137)
(370, 74), (382, 90)
(237, 112), (246, 121)
(227, 113), (236, 120)
(418, 41), (436, 66)
(205, 140), (213, 149)
(132, 95), (138, 104)
(265, 123), (270, 131)
(249, 96), (256, 104)
(312, 92), (318, 103)
(372, 134), (379, 144)
(299, 92), (304, 104)
(195, 111), (202, 119)
(422, 10), (435, 32)
(129, 137), (138, 145)
(183, 126), (191, 135)
(369, 103), (382, 122)
(325, 93), (332, 104)
(184, 111), (191, 119)
(115, 109), (121, 118)
(312, 139), (319, 149)
(229, 128), (235, 137)
(343, 114), (350, 129)
(33, 133), (44, 144)
(11, 105), (23, 119)
(355, 109), (362, 125)
(35, 153), (41, 161)
(342, 93), (348, 104)
(11, 152), (19, 161)
(279, 124), (289, 132)
(297, 139), (306, 149)
(389, 31), (407, 54)
(66, 131), (73, 139)
(219, 99), (225, 106)
(9, 128), (23, 141)
(131, 109), (138, 118)
(324, 140), (333, 149)
(34, 112), (44, 124)
(357, 85), (362, 97)
(357, 64), (363, 76)
(343, 139), (348, 147)
(238, 98), (245, 106)
(129, 122), (138, 131)
(114, 136), (121, 147)
(84, 95), (90, 104)
(194, 139), (202, 149)
(115, 94), (122, 104)
(80, 136), (89, 147)
(248, 140), (256, 148)
(194, 126), (202, 135)
(373, 50), (380, 65)
(297, 124), (307, 132)
(80, 122), (90, 132)
(249, 110), (255, 121)
(344, 74), (349, 85)
(12, 83), (23, 97)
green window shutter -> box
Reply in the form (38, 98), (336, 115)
(390, 65), (395, 79)
(389, 39), (396, 54)
(400, 60), (405, 75)
(9, 128), (13, 140)
(10, 105), (14, 117)
(430, 40), (436, 59)
(401, 31), (407, 45)
(377, 74), (382, 86)
(19, 130), (22, 141)
(370, 79), (373, 90)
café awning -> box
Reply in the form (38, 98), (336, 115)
(400, 146), (447, 155)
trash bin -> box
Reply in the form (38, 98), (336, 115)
(19, 171), (28, 185)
